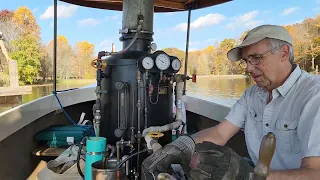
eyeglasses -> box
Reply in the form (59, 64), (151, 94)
(239, 45), (282, 66)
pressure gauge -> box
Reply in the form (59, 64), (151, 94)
(142, 56), (154, 70)
(150, 43), (157, 51)
(155, 53), (170, 70)
(171, 58), (181, 71)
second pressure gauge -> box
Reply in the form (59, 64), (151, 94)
(171, 59), (181, 71)
(142, 56), (154, 70)
(155, 53), (170, 70)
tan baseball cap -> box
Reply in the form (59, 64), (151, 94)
(227, 24), (293, 62)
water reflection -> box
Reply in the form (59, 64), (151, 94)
(21, 84), (88, 104)
(186, 76), (254, 107)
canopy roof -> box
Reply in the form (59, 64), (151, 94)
(59, 0), (232, 12)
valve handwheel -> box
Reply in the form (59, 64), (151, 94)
(91, 59), (107, 69)
(148, 132), (164, 138)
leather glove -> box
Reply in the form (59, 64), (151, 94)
(189, 141), (254, 180)
(141, 136), (195, 180)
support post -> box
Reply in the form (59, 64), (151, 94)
(183, 7), (192, 95)
(121, 0), (154, 51)
(8, 60), (18, 87)
(53, 0), (57, 92)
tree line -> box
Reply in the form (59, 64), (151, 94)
(164, 14), (320, 76)
(0, 6), (319, 86)
(0, 7), (96, 86)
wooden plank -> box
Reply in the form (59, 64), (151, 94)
(0, 86), (32, 96)
(155, 0), (185, 10)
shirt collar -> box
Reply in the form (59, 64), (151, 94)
(277, 64), (301, 97)
(256, 64), (302, 101)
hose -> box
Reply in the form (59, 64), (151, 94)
(117, 149), (148, 169)
(76, 137), (87, 178)
(52, 91), (95, 136)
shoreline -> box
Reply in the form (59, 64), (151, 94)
(196, 74), (249, 79)
(0, 76), (252, 88)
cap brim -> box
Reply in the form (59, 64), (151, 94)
(227, 36), (265, 62)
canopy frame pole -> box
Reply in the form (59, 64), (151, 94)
(53, 0), (57, 92)
(183, 5), (192, 95)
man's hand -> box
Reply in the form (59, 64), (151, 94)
(189, 141), (254, 180)
(141, 136), (195, 180)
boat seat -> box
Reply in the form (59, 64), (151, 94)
(32, 146), (67, 157)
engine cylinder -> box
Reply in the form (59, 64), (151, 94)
(100, 51), (174, 145)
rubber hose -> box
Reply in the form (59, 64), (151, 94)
(77, 137), (87, 178)
(117, 149), (148, 169)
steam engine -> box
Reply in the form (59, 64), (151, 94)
(88, 0), (191, 178)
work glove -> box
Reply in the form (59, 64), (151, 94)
(141, 135), (195, 180)
(189, 141), (254, 180)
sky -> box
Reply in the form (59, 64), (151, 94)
(2, 0), (320, 54)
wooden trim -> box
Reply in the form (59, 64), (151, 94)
(155, 0), (186, 10)
(0, 86), (32, 96)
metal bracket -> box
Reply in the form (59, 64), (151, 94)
(95, 90), (108, 94)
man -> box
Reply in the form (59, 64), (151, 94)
(141, 24), (320, 180)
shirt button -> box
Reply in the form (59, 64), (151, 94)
(266, 123), (269, 127)
(284, 124), (288, 128)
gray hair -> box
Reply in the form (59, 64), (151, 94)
(268, 38), (294, 64)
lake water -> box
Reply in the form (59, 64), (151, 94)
(1, 76), (255, 113)
(186, 76), (254, 107)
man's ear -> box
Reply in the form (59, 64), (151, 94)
(280, 45), (290, 63)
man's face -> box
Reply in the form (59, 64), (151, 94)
(241, 39), (285, 91)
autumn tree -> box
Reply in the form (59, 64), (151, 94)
(188, 51), (201, 75)
(297, 18), (319, 71)
(196, 53), (211, 75)
(212, 38), (236, 75)
(73, 41), (95, 79)
(39, 44), (52, 83)
(4, 7), (42, 85)
(0, 9), (23, 53)
(47, 36), (74, 79)
(13, 6), (40, 37)
(0, 9), (14, 21)
(9, 34), (41, 84)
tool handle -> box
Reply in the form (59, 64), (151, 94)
(253, 132), (276, 180)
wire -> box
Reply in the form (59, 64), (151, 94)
(149, 83), (160, 104)
(172, 169), (183, 180)
(116, 148), (148, 169)
(169, 165), (187, 180)
(52, 91), (95, 136)
(76, 137), (86, 178)
(56, 88), (78, 92)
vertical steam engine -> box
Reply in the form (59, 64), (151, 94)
(89, 0), (191, 178)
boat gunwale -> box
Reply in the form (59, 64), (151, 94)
(0, 85), (231, 142)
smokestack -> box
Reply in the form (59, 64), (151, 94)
(112, 43), (115, 52)
(122, 0), (154, 52)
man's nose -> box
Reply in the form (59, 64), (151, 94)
(245, 63), (255, 73)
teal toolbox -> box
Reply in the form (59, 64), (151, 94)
(34, 125), (93, 148)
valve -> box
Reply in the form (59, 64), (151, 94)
(91, 59), (107, 69)
(148, 132), (164, 138)
(192, 74), (196, 83)
(145, 132), (164, 153)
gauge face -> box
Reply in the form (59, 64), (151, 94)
(171, 59), (181, 71)
(150, 43), (157, 51)
(142, 56), (154, 70)
(155, 53), (170, 70)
